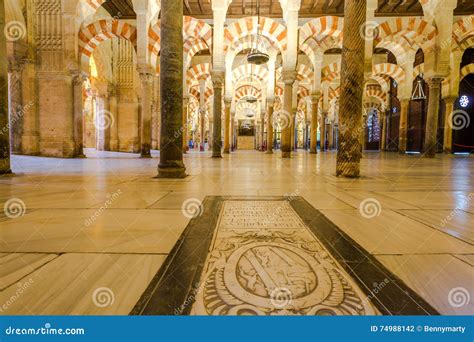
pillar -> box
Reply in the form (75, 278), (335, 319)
(266, 103), (274, 154)
(423, 77), (443, 158)
(139, 70), (153, 158)
(200, 109), (206, 151)
(443, 96), (456, 153)
(231, 112), (236, 151)
(223, 98), (231, 154)
(380, 110), (387, 151)
(398, 98), (410, 154)
(320, 111), (327, 151)
(328, 121), (334, 150)
(21, 56), (39, 155)
(211, 71), (224, 158)
(157, 0), (186, 178)
(95, 88), (110, 151)
(282, 71), (296, 158)
(72, 72), (86, 157)
(109, 84), (119, 151)
(0, 1), (12, 174)
(336, 0), (366, 178)
(309, 95), (319, 154)
(7, 58), (24, 154)
(182, 96), (189, 154)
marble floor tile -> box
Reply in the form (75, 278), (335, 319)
(0, 253), (166, 315)
(454, 254), (474, 266)
(0, 253), (58, 290)
(376, 254), (473, 315)
(320, 209), (474, 255)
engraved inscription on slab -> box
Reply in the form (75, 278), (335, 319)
(218, 201), (307, 230)
(191, 200), (376, 316)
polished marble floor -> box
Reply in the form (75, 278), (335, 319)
(0, 149), (472, 315)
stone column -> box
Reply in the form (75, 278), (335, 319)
(95, 90), (110, 151)
(443, 96), (456, 153)
(310, 95), (319, 154)
(182, 96), (189, 153)
(21, 56), (39, 155)
(380, 110), (387, 151)
(320, 111), (327, 152)
(282, 71), (296, 158)
(231, 112), (236, 151)
(0, 2), (12, 173)
(139, 70), (153, 158)
(328, 121), (334, 150)
(200, 109), (206, 151)
(398, 98), (410, 154)
(158, 0), (186, 178)
(109, 84), (119, 151)
(72, 72), (86, 157)
(211, 71), (224, 158)
(223, 98), (231, 154)
(7, 59), (24, 154)
(423, 77), (443, 158)
(266, 103), (274, 154)
(336, 0), (366, 177)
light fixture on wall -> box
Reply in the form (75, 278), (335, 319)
(247, 0), (269, 65)
(411, 73), (427, 101)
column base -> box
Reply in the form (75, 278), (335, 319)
(282, 151), (291, 158)
(265, 150), (273, 154)
(398, 150), (406, 155)
(141, 154), (152, 158)
(310, 149), (317, 154)
(212, 153), (222, 159)
(157, 166), (187, 179)
(223, 149), (230, 154)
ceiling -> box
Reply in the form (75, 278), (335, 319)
(102, 0), (474, 20)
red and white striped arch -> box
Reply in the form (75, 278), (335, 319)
(299, 16), (343, 60)
(372, 63), (406, 85)
(79, 19), (137, 71)
(375, 18), (437, 54)
(453, 15), (474, 51)
(370, 74), (391, 93)
(235, 85), (263, 102)
(366, 84), (387, 105)
(328, 86), (340, 102)
(296, 64), (314, 82)
(461, 63), (474, 80)
(321, 62), (341, 83)
(224, 17), (287, 54)
(232, 64), (269, 85)
(186, 63), (212, 88)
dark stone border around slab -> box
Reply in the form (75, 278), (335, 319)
(131, 196), (439, 316)
(289, 197), (439, 315)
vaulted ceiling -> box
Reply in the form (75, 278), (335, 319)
(101, 0), (474, 20)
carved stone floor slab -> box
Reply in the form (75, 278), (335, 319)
(133, 197), (438, 316)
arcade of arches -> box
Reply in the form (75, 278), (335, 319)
(0, 0), (473, 316)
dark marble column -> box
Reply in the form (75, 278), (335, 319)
(72, 72), (86, 158)
(223, 98), (231, 154)
(320, 111), (327, 152)
(7, 58), (24, 154)
(310, 94), (319, 154)
(182, 96), (189, 154)
(158, 0), (186, 178)
(281, 71), (296, 158)
(423, 77), (443, 158)
(398, 98), (409, 154)
(336, 0), (366, 178)
(140, 71), (153, 158)
(211, 71), (224, 158)
(0, 2), (12, 174)
(265, 103), (274, 154)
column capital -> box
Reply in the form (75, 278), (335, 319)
(282, 70), (297, 85)
(310, 93), (321, 104)
(139, 71), (154, 85)
(425, 76), (444, 88)
(211, 70), (225, 88)
(224, 97), (232, 106)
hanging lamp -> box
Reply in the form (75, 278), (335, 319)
(247, 0), (269, 65)
(411, 73), (426, 101)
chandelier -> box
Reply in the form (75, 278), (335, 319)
(411, 73), (426, 101)
(247, 0), (269, 65)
